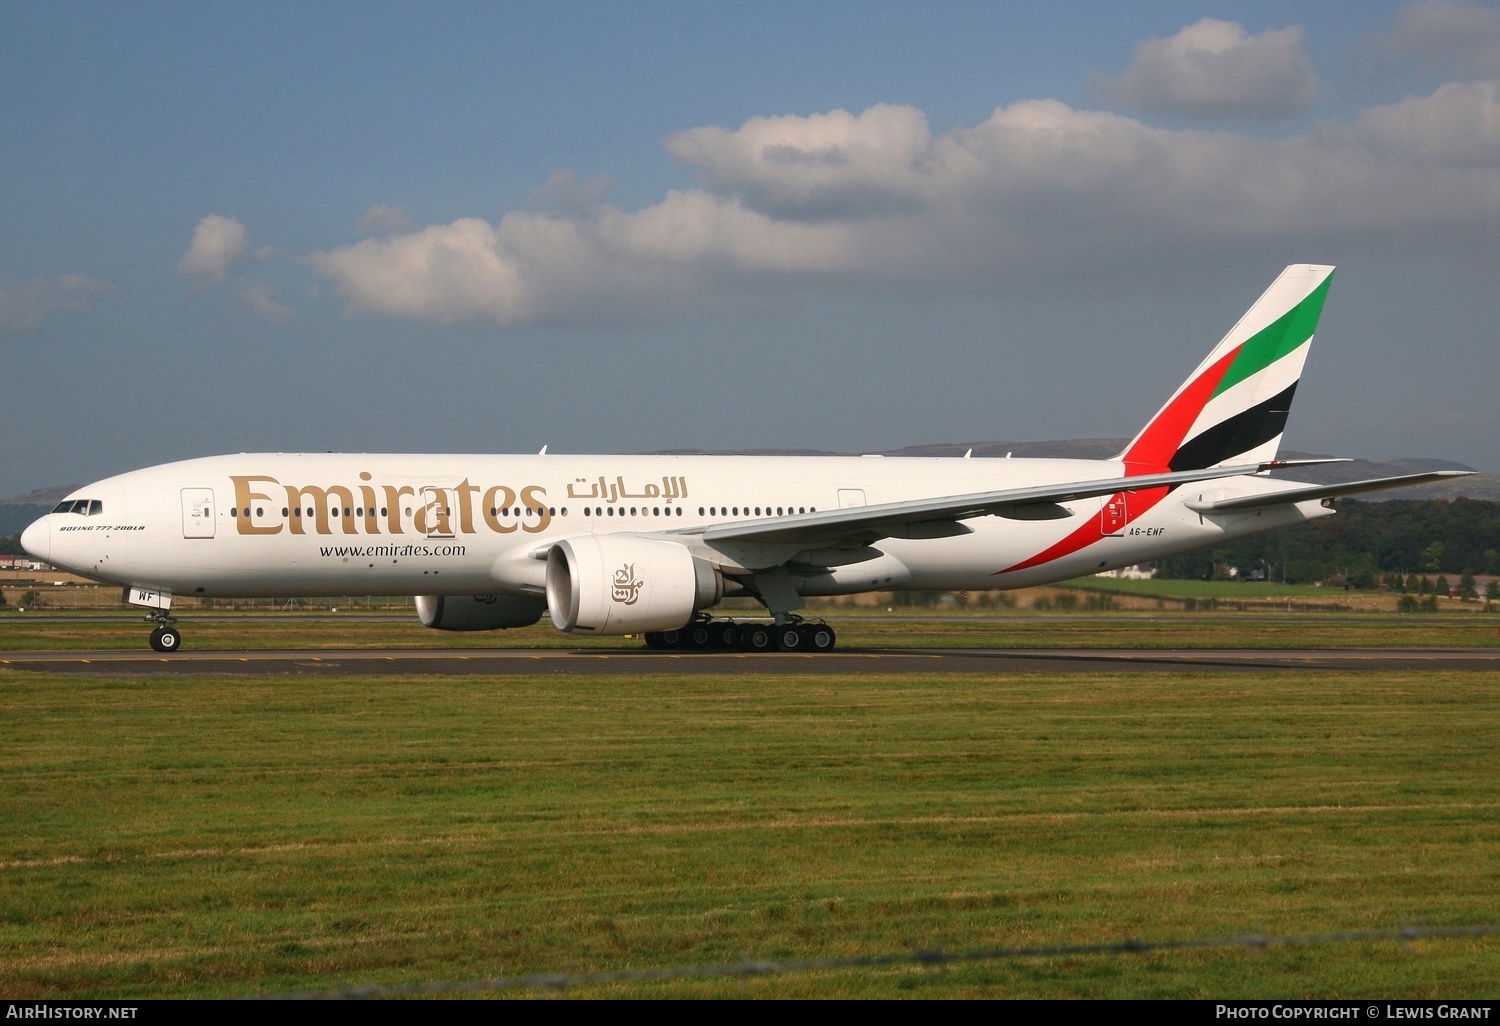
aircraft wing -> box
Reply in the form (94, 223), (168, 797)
(669, 460), (1315, 549)
(1183, 470), (1474, 514)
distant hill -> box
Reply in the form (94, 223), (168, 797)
(0, 504), (48, 538)
(651, 441), (1498, 501)
(1, 485), (76, 538)
(2, 485), (79, 506)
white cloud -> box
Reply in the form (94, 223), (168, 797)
(241, 284), (296, 323)
(663, 104), (934, 220)
(1097, 18), (1320, 120)
(356, 205), (416, 236)
(526, 170), (612, 215)
(303, 85), (1500, 328)
(1351, 79), (1500, 165)
(0, 275), (113, 332)
(1378, 0), (1500, 76)
(176, 214), (250, 282)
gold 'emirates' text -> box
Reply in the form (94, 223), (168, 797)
(230, 474), (553, 537)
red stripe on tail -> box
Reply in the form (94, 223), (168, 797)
(1120, 346), (1240, 471)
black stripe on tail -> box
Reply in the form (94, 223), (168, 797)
(1168, 382), (1298, 472)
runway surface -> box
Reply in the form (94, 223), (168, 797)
(3, 647), (1498, 676)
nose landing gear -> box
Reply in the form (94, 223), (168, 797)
(146, 614), (181, 652)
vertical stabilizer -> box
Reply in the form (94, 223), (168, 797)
(1118, 264), (1334, 472)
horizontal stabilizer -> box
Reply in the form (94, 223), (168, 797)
(1184, 471), (1474, 514)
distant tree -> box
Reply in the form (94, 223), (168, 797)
(1419, 575), (1432, 594)
(0, 534), (23, 557)
(1435, 575), (1451, 598)
(1488, 580), (1500, 601)
(1421, 541), (1446, 573)
(1460, 572), (1477, 600)
(1486, 549), (1500, 575)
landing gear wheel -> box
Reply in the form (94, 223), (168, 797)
(802, 624), (836, 652)
(687, 623), (712, 648)
(738, 624), (773, 652)
(709, 622), (736, 649)
(642, 631), (666, 649)
(774, 625), (804, 651)
(149, 626), (182, 653)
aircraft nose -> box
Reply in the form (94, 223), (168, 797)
(20, 517), (50, 563)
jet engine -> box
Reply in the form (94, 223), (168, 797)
(545, 535), (722, 634)
(415, 594), (546, 631)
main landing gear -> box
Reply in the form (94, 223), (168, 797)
(146, 613), (182, 653)
(642, 616), (836, 652)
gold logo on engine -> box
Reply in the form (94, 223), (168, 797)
(611, 563), (644, 605)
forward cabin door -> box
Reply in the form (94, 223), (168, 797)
(181, 488), (216, 539)
(837, 489), (866, 509)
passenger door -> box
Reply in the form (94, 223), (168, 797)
(181, 488), (216, 539)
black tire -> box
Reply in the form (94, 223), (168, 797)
(803, 624), (836, 652)
(660, 628), (684, 648)
(149, 626), (181, 653)
(739, 624), (773, 652)
(711, 622), (736, 648)
(774, 625), (803, 651)
(642, 631), (665, 649)
(688, 624), (712, 648)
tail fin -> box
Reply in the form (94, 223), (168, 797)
(1119, 264), (1334, 472)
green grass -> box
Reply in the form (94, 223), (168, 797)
(1, 668), (1496, 998)
(1065, 576), (1364, 599)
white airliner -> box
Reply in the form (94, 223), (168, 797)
(20, 264), (1468, 653)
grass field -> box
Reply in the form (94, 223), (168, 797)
(1064, 577), (1353, 599)
(2, 608), (1498, 652)
(1, 665), (1496, 998)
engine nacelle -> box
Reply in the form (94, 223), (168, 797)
(545, 535), (722, 634)
(415, 594), (546, 632)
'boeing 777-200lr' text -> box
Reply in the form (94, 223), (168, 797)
(21, 264), (1470, 652)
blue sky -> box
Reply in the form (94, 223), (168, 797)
(3, 1), (1499, 498)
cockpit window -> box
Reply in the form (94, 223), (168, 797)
(88, 499), (103, 516)
(51, 499), (102, 516)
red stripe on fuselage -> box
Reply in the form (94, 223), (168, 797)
(995, 346), (1238, 576)
(996, 485), (1168, 574)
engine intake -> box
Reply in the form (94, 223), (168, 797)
(415, 594), (546, 631)
(545, 536), (722, 634)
